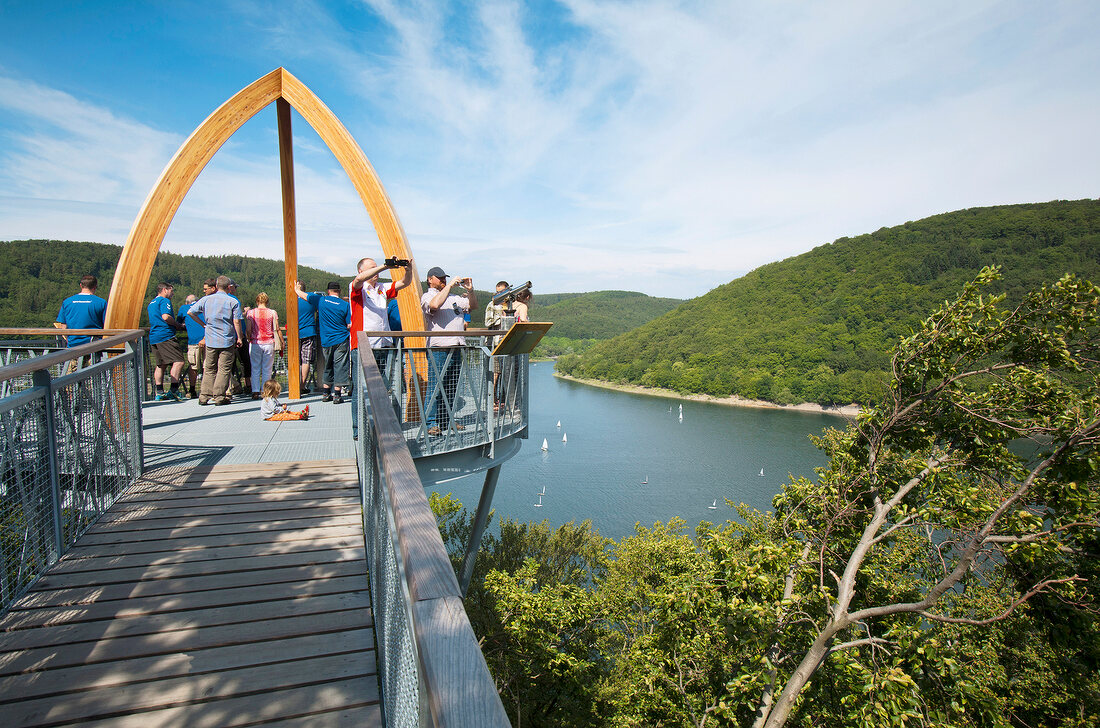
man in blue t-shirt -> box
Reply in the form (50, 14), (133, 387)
(55, 275), (108, 372)
(148, 283), (186, 401)
(294, 280), (350, 404)
(177, 293), (205, 398)
(298, 294), (321, 394)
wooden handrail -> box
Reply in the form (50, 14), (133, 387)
(356, 332), (509, 727)
(0, 330), (145, 384)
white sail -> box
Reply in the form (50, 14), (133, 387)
(562, 433), (567, 443)
(708, 499), (717, 509)
(556, 420), (561, 428)
(541, 438), (548, 451)
(759, 468), (764, 477)
(678, 413), (683, 422)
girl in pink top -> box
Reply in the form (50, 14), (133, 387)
(246, 293), (281, 399)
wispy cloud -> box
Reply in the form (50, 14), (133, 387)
(0, 1), (1097, 296)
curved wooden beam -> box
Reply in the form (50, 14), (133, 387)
(105, 67), (422, 329)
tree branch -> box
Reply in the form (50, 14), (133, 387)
(918, 576), (1082, 625)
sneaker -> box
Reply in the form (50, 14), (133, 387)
(300, 387), (311, 395)
(427, 426), (442, 436)
(301, 405), (310, 420)
(189, 391), (199, 399)
(214, 398), (231, 406)
(155, 392), (169, 401)
(322, 393), (333, 402)
(168, 390), (183, 401)
(333, 393), (343, 405)
(198, 398), (209, 406)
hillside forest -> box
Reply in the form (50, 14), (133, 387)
(0, 240), (678, 354)
(558, 200), (1100, 407)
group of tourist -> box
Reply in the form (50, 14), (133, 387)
(54, 256), (532, 433)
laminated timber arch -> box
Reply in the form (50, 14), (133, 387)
(105, 67), (423, 394)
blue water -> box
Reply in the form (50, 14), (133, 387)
(430, 362), (851, 541)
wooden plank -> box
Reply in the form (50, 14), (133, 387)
(249, 704), (383, 728)
(416, 595), (510, 727)
(77, 676), (380, 728)
(93, 501), (359, 529)
(1, 576), (368, 631)
(115, 487), (357, 508)
(73, 514), (361, 546)
(0, 590), (370, 651)
(65, 523), (365, 554)
(27, 546), (365, 591)
(18, 561), (367, 608)
(2, 651), (377, 726)
(141, 459), (357, 480)
(51, 535), (362, 574)
(0, 606), (374, 675)
(0, 628), (375, 703)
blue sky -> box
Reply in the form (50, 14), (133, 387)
(0, 1), (1097, 297)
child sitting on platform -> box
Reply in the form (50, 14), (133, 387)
(260, 379), (309, 421)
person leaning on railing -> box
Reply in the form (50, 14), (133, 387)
(54, 274), (107, 373)
(349, 255), (414, 439)
(421, 266), (476, 436)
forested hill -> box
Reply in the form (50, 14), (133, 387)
(0, 240), (343, 327)
(529, 290), (681, 339)
(557, 199), (1100, 406)
(0, 240), (679, 340)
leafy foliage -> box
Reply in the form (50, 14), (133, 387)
(563, 200), (1100, 406)
(437, 269), (1100, 727)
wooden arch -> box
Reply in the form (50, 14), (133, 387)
(105, 67), (423, 397)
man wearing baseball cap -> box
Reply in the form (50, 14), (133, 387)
(420, 266), (476, 436)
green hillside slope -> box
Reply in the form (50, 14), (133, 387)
(0, 240), (344, 328)
(558, 199), (1100, 406)
(530, 290), (681, 339)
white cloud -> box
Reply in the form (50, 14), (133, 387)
(0, 1), (1097, 297)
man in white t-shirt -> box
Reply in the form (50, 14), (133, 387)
(420, 266), (477, 436)
(349, 255), (414, 438)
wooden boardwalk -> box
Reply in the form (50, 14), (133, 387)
(0, 459), (382, 727)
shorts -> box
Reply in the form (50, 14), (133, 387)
(187, 343), (204, 369)
(300, 334), (321, 367)
(152, 339), (186, 368)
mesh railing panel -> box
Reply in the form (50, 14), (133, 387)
(357, 362), (422, 727)
(0, 338), (143, 614)
(0, 394), (56, 608)
(378, 343), (529, 458)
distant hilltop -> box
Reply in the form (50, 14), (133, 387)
(0, 240), (676, 342)
(557, 199), (1100, 408)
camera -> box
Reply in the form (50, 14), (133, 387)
(384, 256), (410, 268)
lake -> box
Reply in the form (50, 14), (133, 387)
(430, 362), (852, 542)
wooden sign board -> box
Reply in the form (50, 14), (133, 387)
(490, 322), (553, 356)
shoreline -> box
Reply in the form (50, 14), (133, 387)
(552, 372), (860, 418)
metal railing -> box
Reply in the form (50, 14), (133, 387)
(366, 332), (529, 459)
(0, 330), (146, 614)
(355, 332), (510, 728)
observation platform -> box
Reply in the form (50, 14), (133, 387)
(0, 332), (519, 727)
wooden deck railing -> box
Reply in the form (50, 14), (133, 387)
(355, 332), (510, 727)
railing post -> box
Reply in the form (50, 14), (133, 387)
(458, 464), (502, 596)
(128, 337), (145, 477)
(32, 369), (64, 561)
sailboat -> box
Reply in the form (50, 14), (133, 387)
(679, 403), (683, 413)
(668, 405), (672, 413)
(534, 494), (543, 508)
(562, 432), (567, 443)
(641, 475), (648, 484)
(678, 412), (683, 423)
(708, 499), (717, 510)
(556, 420), (561, 428)
(541, 438), (548, 451)
(539, 485), (546, 495)
(759, 468), (764, 477)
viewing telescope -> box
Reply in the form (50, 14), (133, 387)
(492, 281), (532, 305)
